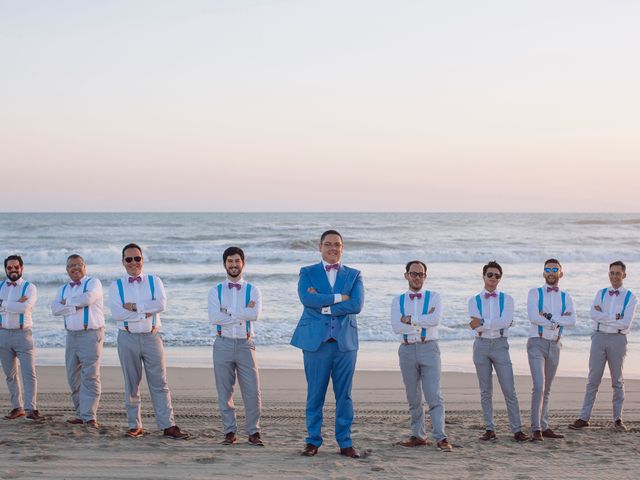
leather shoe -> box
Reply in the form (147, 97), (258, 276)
(248, 432), (264, 446)
(569, 418), (589, 430)
(437, 438), (453, 452)
(542, 428), (564, 438)
(614, 419), (628, 432)
(85, 420), (99, 428)
(26, 410), (43, 421)
(301, 443), (318, 457)
(66, 418), (84, 425)
(221, 432), (237, 445)
(126, 427), (144, 438)
(513, 431), (530, 442)
(531, 430), (543, 441)
(163, 425), (190, 440)
(339, 446), (360, 458)
(4, 408), (25, 420)
(398, 436), (428, 447)
(479, 430), (497, 441)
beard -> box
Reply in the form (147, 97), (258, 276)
(7, 271), (22, 281)
(225, 266), (242, 278)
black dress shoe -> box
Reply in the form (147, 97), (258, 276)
(4, 408), (25, 420)
(301, 443), (319, 456)
(339, 446), (361, 458)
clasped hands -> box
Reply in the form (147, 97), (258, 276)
(401, 307), (435, 325)
(594, 304), (623, 320)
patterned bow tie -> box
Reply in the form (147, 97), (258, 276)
(409, 293), (422, 300)
(70, 281), (82, 287)
(128, 276), (142, 284)
(6, 281), (17, 287)
(484, 292), (497, 299)
(325, 264), (340, 272)
(228, 282), (241, 290)
(609, 290), (620, 296)
(547, 286), (559, 293)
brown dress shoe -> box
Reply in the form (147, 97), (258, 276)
(542, 428), (564, 438)
(248, 432), (264, 446)
(479, 430), (497, 441)
(4, 408), (25, 420)
(569, 419), (589, 430)
(531, 430), (543, 441)
(221, 432), (237, 445)
(26, 410), (44, 421)
(614, 419), (628, 432)
(163, 425), (190, 440)
(301, 443), (319, 456)
(437, 438), (453, 452)
(339, 446), (361, 458)
(513, 431), (530, 442)
(398, 436), (428, 447)
(66, 418), (84, 425)
(126, 427), (144, 438)
(85, 420), (99, 428)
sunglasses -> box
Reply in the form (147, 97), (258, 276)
(485, 272), (501, 279)
(544, 267), (559, 273)
(124, 256), (142, 263)
(5, 266), (21, 271)
(408, 272), (426, 278)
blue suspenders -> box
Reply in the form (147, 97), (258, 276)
(399, 291), (431, 344)
(0, 281), (5, 328)
(117, 275), (156, 332)
(217, 283), (253, 339)
(0, 281), (30, 329)
(537, 288), (566, 341)
(597, 288), (633, 333)
(475, 292), (505, 337)
(62, 278), (93, 330)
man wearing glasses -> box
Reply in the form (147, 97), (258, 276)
(571, 261), (637, 432)
(0, 255), (41, 420)
(526, 258), (576, 441)
(108, 243), (189, 439)
(391, 260), (453, 451)
(468, 261), (529, 442)
(291, 230), (364, 458)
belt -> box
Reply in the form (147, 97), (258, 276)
(325, 338), (337, 343)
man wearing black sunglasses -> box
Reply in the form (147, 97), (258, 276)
(468, 261), (528, 442)
(108, 243), (189, 440)
(526, 258), (576, 441)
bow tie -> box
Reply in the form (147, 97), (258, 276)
(484, 292), (497, 299)
(70, 281), (82, 287)
(325, 264), (340, 272)
(6, 281), (17, 287)
(609, 290), (620, 296)
(409, 293), (422, 300)
(228, 282), (241, 290)
(128, 276), (142, 284)
(547, 286), (559, 293)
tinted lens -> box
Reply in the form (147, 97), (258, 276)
(408, 272), (426, 278)
(486, 273), (501, 279)
(544, 267), (559, 273)
(125, 256), (142, 263)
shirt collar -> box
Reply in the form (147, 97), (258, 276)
(322, 260), (340, 269)
(226, 277), (245, 285)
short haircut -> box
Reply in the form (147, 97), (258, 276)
(122, 243), (143, 259)
(544, 258), (561, 267)
(320, 229), (343, 244)
(223, 246), (245, 263)
(609, 260), (626, 272)
(483, 260), (502, 275)
(66, 254), (85, 263)
(4, 255), (23, 269)
(405, 260), (427, 273)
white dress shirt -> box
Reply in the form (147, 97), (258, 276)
(467, 289), (514, 338)
(589, 286), (637, 334)
(208, 278), (262, 339)
(50, 276), (105, 331)
(527, 285), (576, 340)
(108, 273), (166, 333)
(390, 289), (442, 343)
(0, 278), (37, 330)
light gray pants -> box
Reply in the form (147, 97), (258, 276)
(117, 330), (175, 430)
(579, 332), (627, 422)
(473, 337), (522, 433)
(0, 328), (37, 411)
(398, 340), (446, 441)
(213, 336), (262, 435)
(66, 328), (104, 422)
(527, 336), (561, 431)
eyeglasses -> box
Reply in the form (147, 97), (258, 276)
(485, 272), (501, 279)
(544, 267), (559, 273)
(5, 266), (21, 271)
(408, 272), (426, 279)
(124, 256), (142, 263)
(322, 242), (343, 248)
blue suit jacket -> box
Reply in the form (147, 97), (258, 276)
(290, 262), (364, 352)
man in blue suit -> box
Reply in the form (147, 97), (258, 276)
(291, 230), (364, 458)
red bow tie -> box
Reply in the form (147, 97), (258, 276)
(70, 281), (82, 287)
(228, 282), (241, 290)
(128, 276), (142, 284)
(6, 281), (17, 287)
(325, 264), (340, 272)
(484, 292), (497, 299)
(409, 293), (422, 300)
(609, 290), (620, 296)
(547, 287), (559, 293)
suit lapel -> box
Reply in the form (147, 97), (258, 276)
(312, 262), (333, 294)
(333, 265), (348, 294)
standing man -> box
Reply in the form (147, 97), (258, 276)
(50, 254), (105, 426)
(527, 258), (576, 441)
(468, 261), (529, 442)
(291, 230), (364, 458)
(0, 255), (41, 420)
(108, 243), (189, 439)
(571, 261), (637, 431)
(208, 246), (264, 446)
(391, 260), (453, 451)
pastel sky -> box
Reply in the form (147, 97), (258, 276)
(1, 0), (639, 212)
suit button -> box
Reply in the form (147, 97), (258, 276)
(324, 323), (328, 326)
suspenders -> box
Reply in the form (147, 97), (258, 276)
(537, 287), (566, 342)
(117, 275), (157, 333)
(60, 278), (93, 330)
(597, 288), (633, 333)
(0, 281), (5, 328)
(474, 292), (505, 337)
(216, 283), (253, 339)
(399, 291), (431, 344)
(0, 281), (30, 329)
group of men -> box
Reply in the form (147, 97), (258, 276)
(0, 230), (636, 458)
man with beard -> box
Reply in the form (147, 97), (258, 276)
(571, 261), (637, 432)
(51, 254), (105, 426)
(208, 246), (263, 446)
(391, 260), (453, 451)
(0, 255), (41, 420)
(527, 258), (576, 441)
(108, 243), (189, 439)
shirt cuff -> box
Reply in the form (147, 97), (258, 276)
(322, 306), (332, 315)
(333, 294), (342, 304)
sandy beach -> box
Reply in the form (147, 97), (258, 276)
(2, 366), (640, 479)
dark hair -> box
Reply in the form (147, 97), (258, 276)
(66, 254), (85, 263)
(223, 246), (245, 263)
(544, 258), (561, 267)
(320, 230), (343, 244)
(4, 255), (23, 269)
(610, 260), (626, 272)
(122, 243), (143, 259)
(483, 261), (502, 275)
(405, 260), (427, 273)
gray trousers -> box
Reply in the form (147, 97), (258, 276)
(0, 328), (37, 411)
(213, 336), (262, 435)
(398, 341), (446, 441)
(579, 332), (627, 422)
(527, 336), (561, 431)
(473, 337), (522, 433)
(117, 330), (175, 430)
(66, 328), (104, 422)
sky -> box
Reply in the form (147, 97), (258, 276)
(1, 0), (639, 212)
